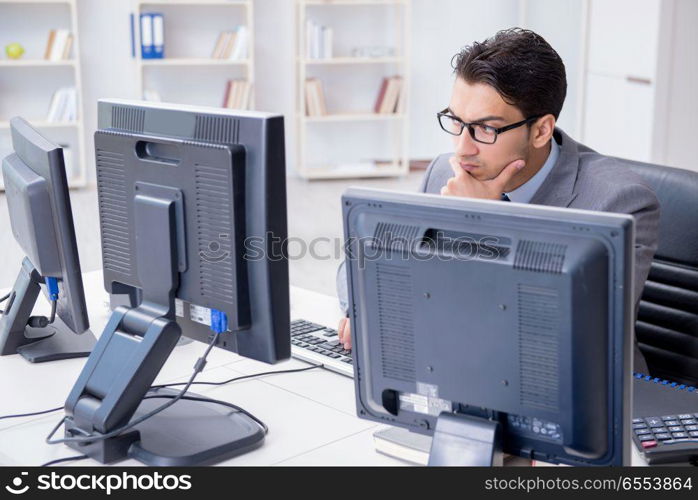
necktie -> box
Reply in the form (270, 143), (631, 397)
(501, 193), (511, 202)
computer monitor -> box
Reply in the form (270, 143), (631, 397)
(343, 187), (635, 466)
(61, 99), (290, 465)
(0, 117), (96, 362)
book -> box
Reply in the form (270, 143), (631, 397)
(223, 79), (251, 110)
(44, 29), (56, 60)
(45, 30), (71, 61)
(378, 76), (403, 114)
(46, 87), (77, 123)
(306, 19), (332, 59)
(373, 427), (431, 465)
(151, 13), (164, 59)
(304, 78), (327, 117)
(373, 77), (389, 113)
(140, 13), (154, 59)
(62, 33), (74, 60)
(212, 32), (229, 59)
(230, 26), (248, 61)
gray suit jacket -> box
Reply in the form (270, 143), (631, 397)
(337, 128), (660, 370)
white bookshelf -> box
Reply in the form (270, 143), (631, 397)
(133, 0), (255, 109)
(295, 0), (410, 179)
(0, 0), (87, 189)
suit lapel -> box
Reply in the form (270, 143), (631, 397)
(529, 128), (581, 207)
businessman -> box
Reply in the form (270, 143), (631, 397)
(337, 28), (660, 373)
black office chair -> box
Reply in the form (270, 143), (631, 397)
(624, 161), (698, 387)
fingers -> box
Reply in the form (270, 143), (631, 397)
(448, 156), (467, 178)
(338, 317), (352, 350)
(337, 317), (347, 343)
(492, 159), (525, 190)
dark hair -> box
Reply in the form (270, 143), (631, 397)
(452, 28), (567, 120)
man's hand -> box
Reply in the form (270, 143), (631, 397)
(440, 157), (525, 199)
(338, 317), (351, 350)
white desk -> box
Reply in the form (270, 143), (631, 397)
(0, 270), (647, 466)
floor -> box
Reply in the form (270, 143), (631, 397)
(0, 172), (424, 299)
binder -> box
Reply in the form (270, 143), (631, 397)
(152, 13), (164, 59)
(140, 13), (154, 59)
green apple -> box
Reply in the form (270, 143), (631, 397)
(5, 42), (25, 60)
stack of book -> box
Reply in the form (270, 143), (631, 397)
(46, 87), (77, 123)
(374, 76), (404, 114)
(305, 20), (333, 59)
(211, 26), (249, 60)
(44, 30), (73, 61)
(223, 79), (252, 110)
(304, 78), (328, 117)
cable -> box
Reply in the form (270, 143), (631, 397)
(0, 292), (10, 303)
(46, 331), (222, 445)
(47, 300), (57, 325)
(41, 454), (89, 467)
(142, 394), (269, 435)
(0, 406), (63, 421)
(151, 363), (324, 390)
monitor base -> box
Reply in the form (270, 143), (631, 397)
(428, 412), (503, 466)
(65, 388), (265, 466)
(17, 317), (96, 363)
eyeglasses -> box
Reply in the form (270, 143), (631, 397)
(437, 108), (542, 144)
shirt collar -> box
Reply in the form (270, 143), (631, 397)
(504, 138), (560, 204)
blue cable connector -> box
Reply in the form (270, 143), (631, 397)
(210, 309), (228, 334)
(45, 277), (59, 301)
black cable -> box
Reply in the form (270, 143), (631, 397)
(0, 292), (10, 303)
(46, 332), (222, 445)
(3, 363), (323, 423)
(0, 406), (63, 421)
(151, 363), (324, 390)
(41, 454), (89, 467)
(142, 394), (269, 435)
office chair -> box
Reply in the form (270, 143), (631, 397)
(625, 161), (698, 387)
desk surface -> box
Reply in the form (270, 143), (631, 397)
(0, 270), (647, 466)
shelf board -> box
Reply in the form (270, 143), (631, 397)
(0, 0), (71, 4)
(0, 59), (76, 67)
(300, 163), (406, 179)
(138, 0), (249, 5)
(302, 57), (403, 65)
(0, 120), (79, 129)
(140, 58), (250, 67)
(303, 112), (404, 122)
(303, 0), (406, 5)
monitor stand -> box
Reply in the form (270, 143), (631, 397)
(61, 184), (264, 466)
(428, 412), (504, 466)
(0, 258), (96, 362)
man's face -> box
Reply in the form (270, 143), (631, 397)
(447, 78), (531, 182)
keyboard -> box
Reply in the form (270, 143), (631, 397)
(290, 319), (353, 378)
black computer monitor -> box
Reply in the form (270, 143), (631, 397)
(343, 188), (635, 466)
(0, 117), (96, 362)
(60, 99), (290, 466)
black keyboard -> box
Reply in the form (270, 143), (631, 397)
(290, 319), (353, 377)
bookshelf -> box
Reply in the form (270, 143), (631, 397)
(133, 0), (255, 110)
(0, 0), (87, 189)
(295, 0), (410, 179)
